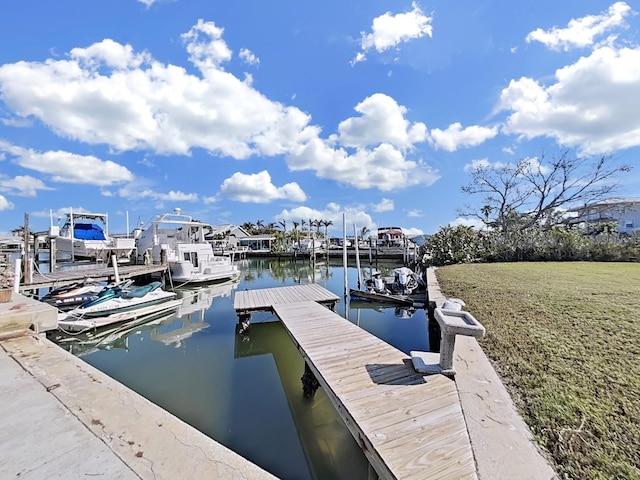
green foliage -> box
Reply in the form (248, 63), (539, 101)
(423, 225), (639, 266)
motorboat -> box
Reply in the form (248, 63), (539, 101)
(349, 266), (427, 306)
(54, 211), (136, 263)
(57, 281), (181, 332)
(135, 209), (240, 285)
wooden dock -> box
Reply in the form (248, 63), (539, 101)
(233, 283), (340, 314)
(235, 285), (477, 479)
(21, 264), (168, 292)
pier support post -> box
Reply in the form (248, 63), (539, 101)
(301, 362), (319, 398)
(237, 313), (251, 334)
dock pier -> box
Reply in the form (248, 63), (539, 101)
(234, 284), (476, 479)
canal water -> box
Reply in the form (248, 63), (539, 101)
(48, 257), (432, 480)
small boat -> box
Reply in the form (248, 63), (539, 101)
(58, 281), (181, 332)
(349, 266), (427, 306)
(135, 209), (240, 285)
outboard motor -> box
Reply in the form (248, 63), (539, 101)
(372, 274), (386, 293)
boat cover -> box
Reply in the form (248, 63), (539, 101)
(74, 223), (106, 240)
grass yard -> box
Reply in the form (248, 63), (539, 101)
(435, 262), (640, 480)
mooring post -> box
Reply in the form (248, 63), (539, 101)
(301, 362), (319, 398)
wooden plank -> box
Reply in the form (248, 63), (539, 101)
(272, 299), (477, 480)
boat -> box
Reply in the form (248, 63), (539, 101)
(40, 278), (111, 311)
(57, 281), (181, 332)
(349, 266), (427, 306)
(54, 211), (136, 263)
(135, 209), (240, 285)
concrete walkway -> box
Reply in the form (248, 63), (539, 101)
(0, 332), (276, 480)
(427, 267), (557, 480)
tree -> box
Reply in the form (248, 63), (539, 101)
(359, 226), (370, 241)
(322, 219), (333, 241)
(461, 151), (631, 232)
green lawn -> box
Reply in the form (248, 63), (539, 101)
(435, 262), (640, 480)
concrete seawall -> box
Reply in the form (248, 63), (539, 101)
(0, 292), (276, 480)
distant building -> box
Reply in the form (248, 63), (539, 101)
(376, 227), (405, 246)
(568, 197), (640, 235)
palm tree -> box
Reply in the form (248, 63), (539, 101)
(278, 219), (286, 234)
(292, 221), (300, 244)
(256, 219), (264, 233)
(360, 226), (370, 242)
(241, 222), (256, 235)
(322, 219), (333, 241)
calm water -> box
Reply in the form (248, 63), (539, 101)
(48, 257), (432, 480)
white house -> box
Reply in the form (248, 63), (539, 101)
(568, 198), (640, 235)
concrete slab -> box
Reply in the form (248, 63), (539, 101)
(0, 334), (277, 480)
(0, 292), (58, 335)
(426, 268), (557, 480)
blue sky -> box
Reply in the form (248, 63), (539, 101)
(1, 0), (639, 236)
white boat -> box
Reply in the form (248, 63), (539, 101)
(58, 281), (181, 332)
(54, 211), (136, 263)
(135, 209), (240, 285)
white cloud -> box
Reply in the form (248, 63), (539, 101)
(407, 209), (422, 217)
(526, 2), (632, 51)
(499, 45), (640, 154)
(287, 138), (440, 191)
(332, 93), (427, 151)
(137, 0), (157, 7)
(0, 194), (14, 211)
(372, 198), (394, 212)
(239, 48), (260, 65)
(0, 21), (317, 159)
(219, 170), (307, 203)
(429, 122), (498, 152)
(0, 141), (133, 186)
(353, 2), (433, 64)
(0, 20), (441, 194)
(0, 175), (54, 197)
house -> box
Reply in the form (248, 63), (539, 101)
(206, 224), (251, 251)
(568, 197), (640, 235)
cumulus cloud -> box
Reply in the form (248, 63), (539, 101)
(407, 209), (422, 217)
(0, 141), (133, 186)
(0, 175), (53, 197)
(219, 170), (307, 203)
(286, 94), (438, 191)
(332, 93), (427, 151)
(239, 48), (260, 65)
(353, 2), (433, 64)
(499, 45), (640, 154)
(526, 2), (632, 51)
(429, 122), (499, 152)
(0, 194), (14, 211)
(0, 20), (440, 194)
(287, 138), (439, 191)
(0, 20), (317, 159)
(372, 198), (394, 212)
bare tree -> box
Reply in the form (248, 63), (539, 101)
(461, 151), (631, 232)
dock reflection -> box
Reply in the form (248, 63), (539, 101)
(234, 321), (369, 480)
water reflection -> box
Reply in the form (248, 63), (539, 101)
(48, 258), (432, 480)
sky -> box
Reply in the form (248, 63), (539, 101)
(1, 0), (639, 237)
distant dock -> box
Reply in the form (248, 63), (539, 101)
(20, 263), (168, 292)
